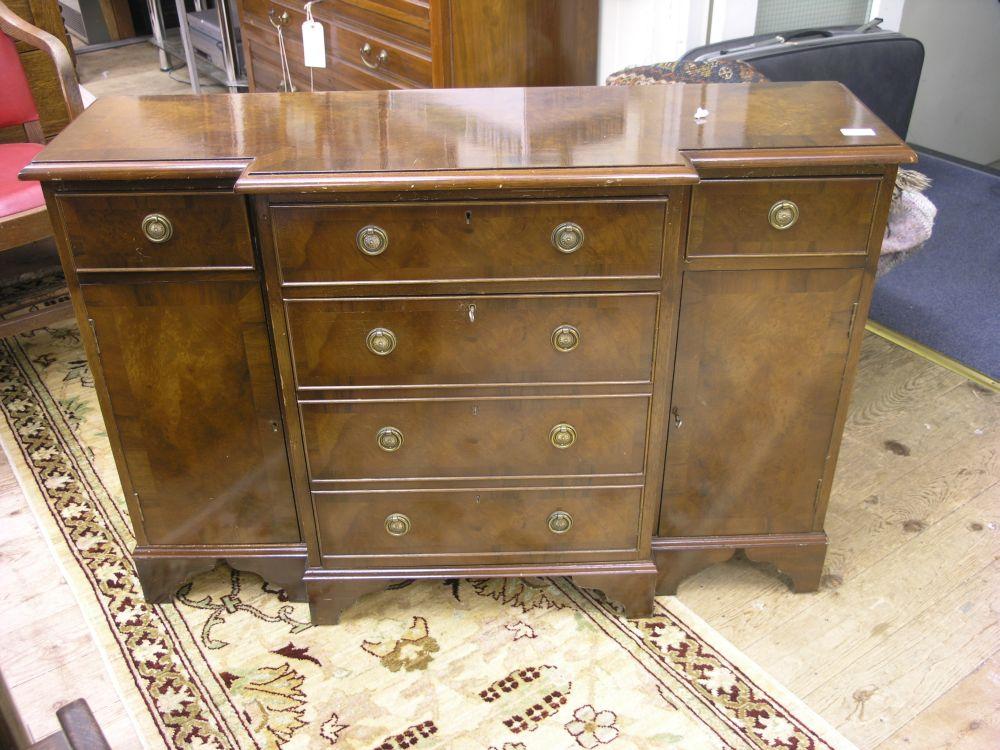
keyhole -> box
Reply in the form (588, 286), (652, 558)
(468, 303), (476, 323)
(465, 210), (472, 225)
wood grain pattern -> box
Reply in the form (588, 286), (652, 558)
(271, 200), (666, 285)
(22, 83), (914, 184)
(687, 178), (880, 257)
(300, 394), (650, 481)
(659, 268), (864, 537)
(313, 485), (641, 560)
(286, 293), (658, 388)
(57, 194), (254, 271)
(79, 280), (300, 546)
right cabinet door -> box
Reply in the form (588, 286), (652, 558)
(660, 268), (864, 537)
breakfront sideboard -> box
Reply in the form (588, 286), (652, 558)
(23, 83), (914, 623)
(235, 0), (599, 92)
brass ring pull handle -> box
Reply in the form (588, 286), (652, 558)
(141, 214), (173, 243)
(551, 324), (580, 352)
(357, 225), (389, 255)
(547, 511), (573, 534)
(366, 327), (396, 356)
(551, 222), (584, 253)
(385, 513), (411, 536)
(768, 200), (799, 230)
(376, 426), (403, 452)
(549, 423), (577, 449)
(360, 42), (389, 69)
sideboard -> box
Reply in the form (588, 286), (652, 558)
(23, 83), (915, 623)
(234, 0), (599, 92)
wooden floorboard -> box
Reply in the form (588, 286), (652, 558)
(677, 332), (1000, 748)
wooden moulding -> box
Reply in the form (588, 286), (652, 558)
(304, 560), (658, 624)
(132, 545), (309, 602)
(652, 533), (829, 595)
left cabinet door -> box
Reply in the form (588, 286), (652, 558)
(80, 280), (300, 546)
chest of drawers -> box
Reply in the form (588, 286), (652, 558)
(236, 0), (599, 92)
(25, 83), (914, 623)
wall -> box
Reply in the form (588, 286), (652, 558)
(900, 0), (1000, 164)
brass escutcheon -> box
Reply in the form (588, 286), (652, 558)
(385, 513), (410, 536)
(551, 324), (580, 352)
(376, 426), (403, 452)
(366, 327), (396, 356)
(547, 511), (573, 534)
(549, 423), (577, 449)
(768, 200), (799, 230)
(551, 221), (584, 253)
(141, 213), (173, 243)
(356, 225), (389, 255)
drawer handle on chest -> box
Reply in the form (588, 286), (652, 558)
(552, 324), (580, 352)
(376, 426), (403, 452)
(357, 225), (389, 255)
(549, 423), (577, 449)
(547, 511), (573, 534)
(360, 42), (389, 69)
(551, 222), (585, 253)
(366, 327), (396, 356)
(141, 213), (173, 243)
(768, 200), (799, 230)
(385, 513), (411, 536)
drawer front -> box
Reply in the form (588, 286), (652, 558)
(243, 4), (428, 90)
(272, 200), (666, 284)
(287, 293), (658, 388)
(687, 178), (880, 258)
(301, 395), (649, 480)
(315, 486), (641, 558)
(58, 193), (254, 271)
(328, 20), (431, 87)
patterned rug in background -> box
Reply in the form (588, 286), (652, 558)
(0, 322), (858, 750)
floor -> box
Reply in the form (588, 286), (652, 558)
(2, 42), (998, 748)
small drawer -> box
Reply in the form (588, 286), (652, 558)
(271, 200), (666, 285)
(301, 395), (649, 481)
(314, 486), (641, 559)
(329, 21), (431, 87)
(686, 178), (881, 258)
(287, 293), (658, 388)
(58, 193), (254, 271)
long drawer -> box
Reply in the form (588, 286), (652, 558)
(287, 293), (659, 388)
(314, 486), (642, 559)
(271, 200), (667, 285)
(301, 395), (650, 481)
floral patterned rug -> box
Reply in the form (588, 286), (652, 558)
(0, 322), (857, 750)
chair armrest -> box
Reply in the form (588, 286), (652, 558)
(0, 0), (84, 121)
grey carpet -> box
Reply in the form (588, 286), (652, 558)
(869, 150), (1000, 379)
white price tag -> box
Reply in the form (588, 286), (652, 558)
(302, 19), (326, 68)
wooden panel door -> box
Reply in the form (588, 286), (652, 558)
(81, 280), (300, 546)
(659, 268), (864, 537)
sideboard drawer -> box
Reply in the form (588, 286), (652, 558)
(271, 200), (666, 284)
(687, 178), (881, 258)
(58, 193), (254, 271)
(314, 486), (641, 559)
(301, 395), (649, 480)
(287, 293), (658, 388)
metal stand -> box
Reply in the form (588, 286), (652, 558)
(145, 0), (245, 90)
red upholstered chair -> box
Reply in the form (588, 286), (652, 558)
(0, 0), (83, 337)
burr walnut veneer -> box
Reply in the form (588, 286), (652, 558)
(23, 83), (915, 623)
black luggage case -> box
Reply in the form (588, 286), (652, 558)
(681, 22), (924, 138)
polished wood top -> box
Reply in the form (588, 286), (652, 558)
(23, 82), (915, 189)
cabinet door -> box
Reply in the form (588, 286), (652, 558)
(660, 268), (863, 537)
(82, 281), (299, 546)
